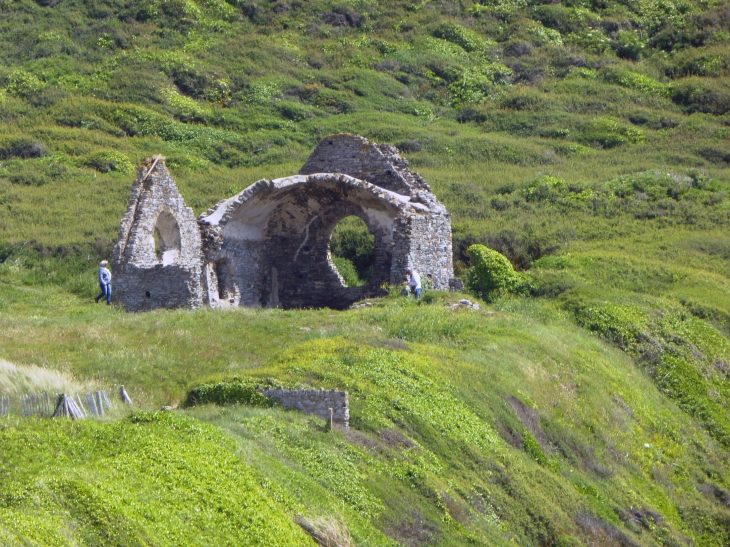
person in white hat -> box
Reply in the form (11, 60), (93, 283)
(95, 260), (112, 305)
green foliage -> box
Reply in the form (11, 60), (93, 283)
(575, 303), (649, 349)
(572, 301), (730, 447)
(607, 169), (711, 200)
(0, 137), (47, 160)
(671, 77), (730, 115)
(521, 175), (570, 202)
(612, 31), (647, 60)
(332, 256), (363, 287)
(524, 22), (564, 46)
(0, 412), (312, 545)
(330, 216), (375, 284)
(0, 0), (729, 542)
(465, 244), (528, 301)
(522, 429), (548, 466)
(84, 151), (134, 174)
(5, 70), (45, 98)
(184, 377), (276, 407)
(448, 64), (513, 106)
(602, 68), (670, 97)
(432, 21), (493, 52)
(579, 117), (646, 148)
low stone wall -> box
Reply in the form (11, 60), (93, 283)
(260, 388), (349, 428)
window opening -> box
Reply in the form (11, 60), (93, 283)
(153, 211), (182, 265)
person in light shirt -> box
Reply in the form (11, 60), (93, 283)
(405, 267), (421, 299)
(95, 260), (112, 305)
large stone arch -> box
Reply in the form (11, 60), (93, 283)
(199, 173), (412, 309)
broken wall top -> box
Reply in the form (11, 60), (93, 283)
(298, 134), (433, 197)
(113, 156), (202, 269)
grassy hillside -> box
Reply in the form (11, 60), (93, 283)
(1, 288), (730, 545)
(1, 0), (730, 544)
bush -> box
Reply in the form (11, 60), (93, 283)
(465, 244), (528, 302)
(602, 68), (670, 97)
(612, 31), (646, 60)
(432, 21), (492, 52)
(2, 161), (66, 186)
(579, 117), (645, 148)
(397, 139), (422, 152)
(671, 77), (730, 115)
(183, 378), (276, 407)
(501, 89), (551, 111)
(531, 5), (592, 34)
(330, 216), (375, 283)
(0, 137), (47, 160)
(84, 151), (134, 174)
(5, 70), (44, 98)
(521, 175), (569, 201)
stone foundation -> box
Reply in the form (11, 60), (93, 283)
(260, 388), (349, 427)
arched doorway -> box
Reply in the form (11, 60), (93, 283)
(329, 216), (375, 287)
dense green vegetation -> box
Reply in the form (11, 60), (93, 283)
(1, 0), (730, 543)
(331, 216), (376, 286)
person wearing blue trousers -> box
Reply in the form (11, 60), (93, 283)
(95, 260), (112, 305)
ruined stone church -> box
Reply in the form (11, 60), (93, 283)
(112, 134), (454, 311)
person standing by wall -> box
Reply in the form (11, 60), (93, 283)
(406, 267), (421, 299)
(95, 260), (112, 305)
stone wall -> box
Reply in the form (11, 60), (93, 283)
(299, 134), (431, 196)
(260, 388), (349, 427)
(112, 157), (203, 311)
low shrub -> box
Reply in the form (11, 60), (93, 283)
(432, 21), (492, 53)
(465, 244), (529, 302)
(579, 117), (645, 148)
(671, 77), (730, 115)
(183, 378), (277, 408)
(573, 303), (648, 350)
(612, 30), (646, 61)
(397, 139), (422, 152)
(602, 68), (670, 97)
(531, 5), (592, 35)
(330, 216), (375, 283)
(0, 137), (47, 160)
(84, 151), (134, 174)
(3, 161), (67, 186)
(5, 69), (44, 98)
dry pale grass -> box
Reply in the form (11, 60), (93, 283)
(295, 515), (353, 547)
(0, 359), (98, 396)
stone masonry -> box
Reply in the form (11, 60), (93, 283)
(113, 134), (456, 311)
(112, 156), (203, 311)
(260, 388), (349, 428)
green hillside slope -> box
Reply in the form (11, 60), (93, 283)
(1, 288), (730, 545)
(1, 0), (730, 544)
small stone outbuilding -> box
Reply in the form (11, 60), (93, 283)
(112, 134), (455, 311)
